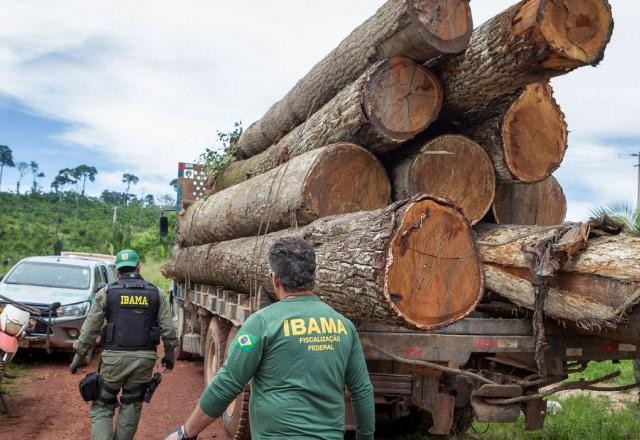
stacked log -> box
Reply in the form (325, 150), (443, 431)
(430, 0), (613, 116)
(458, 82), (568, 183)
(165, 195), (484, 330)
(386, 134), (495, 225)
(178, 143), (390, 246)
(215, 58), (442, 191)
(492, 176), (567, 226)
(166, 0), (622, 334)
(235, 0), (473, 158)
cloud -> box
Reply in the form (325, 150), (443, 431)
(0, 0), (638, 208)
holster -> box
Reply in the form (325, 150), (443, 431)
(79, 371), (102, 402)
(144, 372), (162, 403)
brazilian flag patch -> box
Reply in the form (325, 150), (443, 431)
(234, 333), (257, 352)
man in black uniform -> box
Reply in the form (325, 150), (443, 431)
(70, 249), (177, 440)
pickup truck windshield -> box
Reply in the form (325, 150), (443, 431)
(4, 262), (91, 290)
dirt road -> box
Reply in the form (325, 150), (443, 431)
(0, 352), (230, 439)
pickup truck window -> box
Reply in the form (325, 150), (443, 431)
(94, 266), (105, 285)
(99, 266), (109, 284)
(4, 262), (91, 290)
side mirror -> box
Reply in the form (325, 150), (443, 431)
(159, 209), (176, 244)
(94, 283), (107, 293)
(160, 216), (169, 238)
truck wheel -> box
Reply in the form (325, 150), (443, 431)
(222, 326), (251, 440)
(204, 316), (230, 386)
(172, 299), (191, 361)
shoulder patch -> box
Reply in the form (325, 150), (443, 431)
(234, 333), (258, 353)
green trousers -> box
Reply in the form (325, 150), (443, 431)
(89, 355), (156, 440)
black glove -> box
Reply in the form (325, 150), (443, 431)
(69, 353), (88, 374)
(161, 357), (174, 371)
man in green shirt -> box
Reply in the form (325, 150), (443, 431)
(165, 237), (375, 440)
(70, 249), (178, 440)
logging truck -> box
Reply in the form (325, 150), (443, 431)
(162, 164), (638, 439)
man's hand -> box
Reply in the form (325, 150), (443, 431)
(69, 353), (88, 374)
(163, 428), (180, 440)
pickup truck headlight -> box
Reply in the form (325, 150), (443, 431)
(57, 301), (90, 318)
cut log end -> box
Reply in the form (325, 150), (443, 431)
(385, 197), (483, 330)
(539, 0), (613, 66)
(363, 58), (442, 145)
(409, 135), (495, 225)
(411, 0), (473, 53)
(492, 176), (567, 226)
(502, 82), (568, 183)
(303, 143), (390, 218)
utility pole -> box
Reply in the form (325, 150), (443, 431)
(621, 152), (640, 211)
(113, 206), (118, 224)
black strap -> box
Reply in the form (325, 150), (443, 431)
(120, 382), (147, 404)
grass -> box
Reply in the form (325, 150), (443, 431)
(568, 359), (635, 385)
(470, 395), (640, 440)
(140, 258), (171, 292)
(0, 360), (29, 396)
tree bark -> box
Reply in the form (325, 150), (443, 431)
(235, 0), (472, 158)
(459, 82), (568, 183)
(431, 0), (613, 116)
(476, 223), (640, 329)
(164, 195), (483, 330)
(492, 176), (567, 226)
(215, 58), (442, 191)
(178, 143), (390, 247)
(387, 134), (495, 225)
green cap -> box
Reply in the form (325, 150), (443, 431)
(115, 249), (140, 269)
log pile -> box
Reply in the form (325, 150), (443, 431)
(165, 0), (628, 336)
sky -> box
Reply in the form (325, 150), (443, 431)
(0, 0), (638, 220)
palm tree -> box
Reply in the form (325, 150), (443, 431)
(122, 173), (139, 205)
(590, 200), (639, 233)
(15, 161), (29, 195)
(29, 161), (45, 193)
(0, 145), (15, 192)
(74, 165), (98, 196)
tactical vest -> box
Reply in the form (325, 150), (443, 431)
(102, 275), (161, 351)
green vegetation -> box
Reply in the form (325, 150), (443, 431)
(470, 395), (640, 440)
(0, 192), (171, 277)
(198, 121), (242, 181)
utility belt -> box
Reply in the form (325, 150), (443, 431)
(79, 371), (162, 405)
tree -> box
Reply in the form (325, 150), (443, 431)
(51, 168), (79, 193)
(73, 164), (98, 196)
(29, 161), (45, 193)
(122, 173), (139, 205)
(144, 194), (155, 206)
(16, 161), (29, 195)
(101, 190), (124, 205)
(158, 193), (176, 208)
(169, 178), (179, 192)
(590, 201), (640, 233)
(0, 145), (15, 192)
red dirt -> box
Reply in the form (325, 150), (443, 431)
(0, 352), (230, 440)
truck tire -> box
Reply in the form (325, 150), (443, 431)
(204, 316), (230, 386)
(222, 326), (251, 440)
(172, 298), (191, 361)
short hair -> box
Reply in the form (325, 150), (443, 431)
(117, 265), (138, 275)
(267, 237), (316, 292)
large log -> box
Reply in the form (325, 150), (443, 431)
(476, 223), (640, 329)
(164, 195), (483, 330)
(387, 134), (495, 224)
(178, 143), (390, 247)
(492, 176), (567, 226)
(431, 0), (613, 116)
(459, 82), (568, 183)
(235, 0), (472, 158)
(216, 58), (442, 191)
